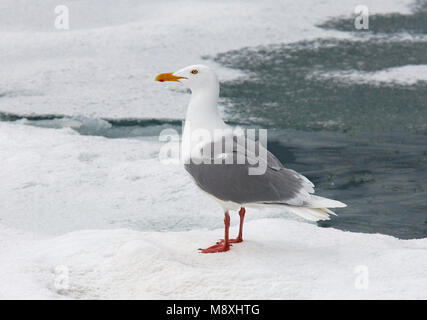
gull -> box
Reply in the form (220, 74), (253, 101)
(156, 64), (346, 253)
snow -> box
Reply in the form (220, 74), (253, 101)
(313, 65), (427, 86)
(0, 122), (216, 234)
(1, 218), (426, 300)
(0, 122), (287, 234)
(0, 122), (426, 300)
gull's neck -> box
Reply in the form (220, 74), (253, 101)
(182, 80), (229, 161)
(184, 81), (228, 133)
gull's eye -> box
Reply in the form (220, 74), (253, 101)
(191, 69), (198, 75)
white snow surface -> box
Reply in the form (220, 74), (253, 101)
(0, 122), (426, 300)
(1, 213), (426, 299)
(314, 65), (427, 86)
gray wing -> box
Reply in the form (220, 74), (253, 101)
(184, 135), (314, 206)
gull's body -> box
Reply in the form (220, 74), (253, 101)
(156, 64), (346, 253)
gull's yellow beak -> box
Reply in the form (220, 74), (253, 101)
(155, 72), (185, 82)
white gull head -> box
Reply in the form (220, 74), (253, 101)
(172, 64), (219, 92)
(156, 65), (230, 161)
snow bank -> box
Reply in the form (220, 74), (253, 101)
(0, 122), (219, 234)
(0, 122), (286, 235)
(0, 122), (426, 299)
(1, 218), (426, 300)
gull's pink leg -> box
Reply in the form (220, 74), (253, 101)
(218, 207), (246, 244)
(233, 207), (246, 243)
(200, 212), (231, 253)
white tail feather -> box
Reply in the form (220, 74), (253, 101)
(285, 206), (334, 221)
(253, 195), (346, 222)
(285, 195), (346, 221)
(248, 195), (346, 222)
(305, 195), (347, 208)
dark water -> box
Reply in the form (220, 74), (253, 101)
(211, 1), (427, 239)
(319, 0), (427, 34)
